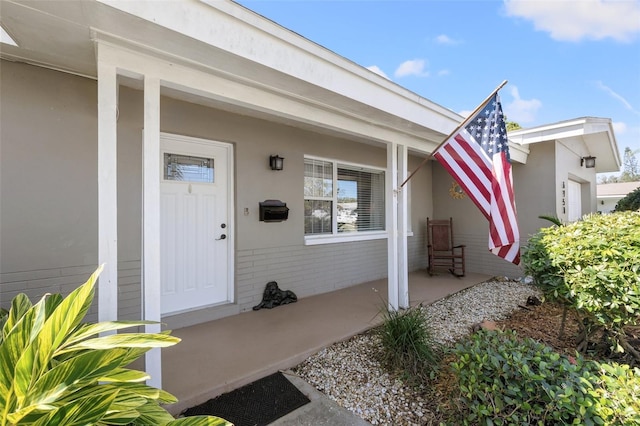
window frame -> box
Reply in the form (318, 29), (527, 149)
(304, 155), (388, 245)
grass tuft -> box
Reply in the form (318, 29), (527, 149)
(377, 305), (441, 385)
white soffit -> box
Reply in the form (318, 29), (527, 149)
(0, 23), (18, 46)
(508, 117), (621, 173)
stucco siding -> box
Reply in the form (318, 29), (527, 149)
(555, 137), (598, 220)
(511, 143), (557, 238)
(0, 61), (99, 275)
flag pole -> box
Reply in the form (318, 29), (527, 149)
(399, 80), (508, 189)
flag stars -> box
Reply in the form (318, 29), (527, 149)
(460, 96), (511, 157)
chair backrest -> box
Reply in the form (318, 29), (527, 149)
(427, 217), (454, 251)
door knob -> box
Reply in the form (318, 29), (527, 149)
(216, 234), (227, 240)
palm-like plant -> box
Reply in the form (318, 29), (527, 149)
(0, 265), (231, 426)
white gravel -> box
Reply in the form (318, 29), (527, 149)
(292, 277), (542, 426)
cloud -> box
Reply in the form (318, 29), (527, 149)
(503, 85), (542, 123)
(394, 59), (429, 78)
(595, 81), (640, 115)
(612, 121), (627, 135)
(437, 69), (450, 77)
(434, 34), (461, 45)
(458, 86), (540, 122)
(366, 65), (390, 79)
(503, 0), (640, 42)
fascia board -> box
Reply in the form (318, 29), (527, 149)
(96, 0), (461, 136)
(93, 36), (446, 151)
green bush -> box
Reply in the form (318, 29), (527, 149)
(522, 212), (640, 354)
(0, 265), (230, 426)
(615, 187), (640, 212)
(592, 362), (640, 424)
(450, 330), (640, 425)
(521, 230), (565, 301)
(377, 305), (440, 385)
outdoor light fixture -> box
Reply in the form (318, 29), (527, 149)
(581, 156), (596, 168)
(269, 155), (284, 171)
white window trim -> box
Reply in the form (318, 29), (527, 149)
(304, 155), (386, 244)
(305, 230), (388, 245)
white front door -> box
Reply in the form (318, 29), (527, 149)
(160, 134), (232, 314)
(567, 180), (582, 222)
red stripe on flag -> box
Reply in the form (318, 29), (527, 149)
(431, 92), (520, 265)
(434, 135), (493, 219)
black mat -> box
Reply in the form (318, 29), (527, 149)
(182, 372), (310, 426)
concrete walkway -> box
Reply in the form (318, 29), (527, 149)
(270, 371), (372, 425)
(162, 270), (491, 416)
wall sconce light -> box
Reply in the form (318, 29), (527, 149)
(269, 155), (284, 171)
(581, 156), (596, 168)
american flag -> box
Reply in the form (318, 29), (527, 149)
(433, 93), (520, 264)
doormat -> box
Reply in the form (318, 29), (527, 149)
(182, 372), (310, 426)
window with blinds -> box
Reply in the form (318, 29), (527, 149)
(304, 159), (333, 234)
(304, 157), (385, 236)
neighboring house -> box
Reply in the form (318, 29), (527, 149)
(597, 182), (640, 213)
(0, 0), (620, 385)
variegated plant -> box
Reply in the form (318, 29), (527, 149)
(0, 265), (231, 426)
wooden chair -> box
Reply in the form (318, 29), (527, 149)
(427, 217), (465, 277)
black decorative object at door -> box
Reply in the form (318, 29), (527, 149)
(253, 281), (297, 310)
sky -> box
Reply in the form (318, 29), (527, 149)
(235, 0), (640, 175)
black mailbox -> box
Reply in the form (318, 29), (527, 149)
(259, 200), (289, 222)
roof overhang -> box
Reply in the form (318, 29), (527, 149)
(0, 0), (469, 154)
(507, 117), (621, 173)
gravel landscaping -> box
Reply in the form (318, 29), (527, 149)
(292, 278), (542, 425)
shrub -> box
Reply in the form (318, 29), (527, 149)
(522, 212), (640, 356)
(377, 305), (441, 385)
(615, 187), (640, 212)
(450, 330), (640, 425)
(591, 362), (640, 424)
(521, 230), (565, 301)
(0, 265), (230, 426)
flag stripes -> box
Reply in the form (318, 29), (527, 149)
(433, 93), (520, 264)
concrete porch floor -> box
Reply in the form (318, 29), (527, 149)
(162, 270), (492, 416)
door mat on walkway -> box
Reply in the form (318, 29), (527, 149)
(182, 372), (310, 426)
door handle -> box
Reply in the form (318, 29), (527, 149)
(216, 234), (227, 240)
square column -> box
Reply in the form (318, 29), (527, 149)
(97, 60), (118, 323)
(143, 76), (162, 388)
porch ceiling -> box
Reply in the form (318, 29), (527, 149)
(0, 0), (462, 151)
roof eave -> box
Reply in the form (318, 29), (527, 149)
(508, 117), (621, 173)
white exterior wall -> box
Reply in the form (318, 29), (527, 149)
(598, 198), (619, 214)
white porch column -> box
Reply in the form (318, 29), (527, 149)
(142, 76), (162, 389)
(397, 145), (409, 309)
(387, 142), (399, 311)
(97, 61), (119, 323)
